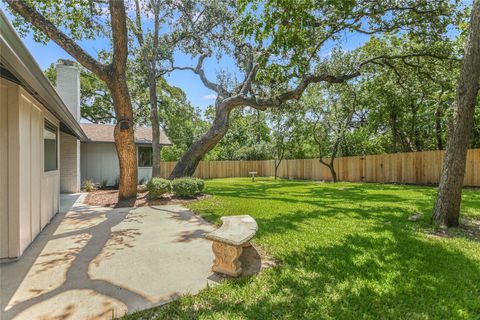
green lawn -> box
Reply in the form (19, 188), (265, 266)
(125, 178), (480, 320)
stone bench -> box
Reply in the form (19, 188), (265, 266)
(205, 215), (258, 277)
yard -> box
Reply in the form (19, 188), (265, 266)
(124, 178), (480, 319)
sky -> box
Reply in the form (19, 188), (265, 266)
(0, 4), (404, 112)
(0, 6), (231, 110)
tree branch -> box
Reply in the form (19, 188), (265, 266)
(6, 0), (108, 78)
(161, 53), (228, 96)
(109, 0), (128, 75)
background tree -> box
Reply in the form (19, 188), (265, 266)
(205, 107), (270, 161)
(166, 0), (461, 178)
(45, 64), (115, 123)
(433, 0), (480, 227)
(268, 103), (311, 179)
(130, 0), (166, 177)
(308, 84), (357, 182)
(7, 0), (138, 198)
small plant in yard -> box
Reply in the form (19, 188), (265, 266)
(82, 179), (97, 192)
(171, 177), (204, 197)
(146, 178), (171, 198)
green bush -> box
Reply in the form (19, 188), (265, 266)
(172, 177), (204, 197)
(146, 178), (171, 198)
(82, 179), (97, 192)
(193, 178), (205, 193)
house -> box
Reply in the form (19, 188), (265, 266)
(0, 11), (86, 260)
(80, 123), (171, 186)
(0, 11), (170, 260)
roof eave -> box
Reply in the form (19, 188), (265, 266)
(0, 10), (87, 141)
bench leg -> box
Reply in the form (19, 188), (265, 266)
(211, 241), (243, 277)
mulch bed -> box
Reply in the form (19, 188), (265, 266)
(84, 189), (210, 208)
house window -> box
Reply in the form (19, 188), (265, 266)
(44, 120), (57, 172)
(138, 146), (153, 167)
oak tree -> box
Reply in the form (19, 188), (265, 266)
(7, 0), (138, 198)
(432, 0), (480, 227)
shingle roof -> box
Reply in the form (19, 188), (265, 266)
(80, 123), (171, 145)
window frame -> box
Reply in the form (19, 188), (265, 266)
(137, 145), (153, 167)
(43, 119), (58, 172)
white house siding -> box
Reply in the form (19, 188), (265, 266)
(0, 79), (60, 259)
(137, 167), (152, 184)
(81, 142), (153, 186)
(1, 79), (10, 258)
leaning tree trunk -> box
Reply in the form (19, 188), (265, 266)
(169, 106), (231, 178)
(432, 0), (480, 227)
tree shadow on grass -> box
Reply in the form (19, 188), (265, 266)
(127, 180), (480, 319)
(156, 223), (480, 319)
(205, 180), (431, 209)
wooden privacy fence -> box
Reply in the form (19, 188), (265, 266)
(159, 149), (480, 186)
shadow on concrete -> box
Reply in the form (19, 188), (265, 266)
(1, 197), (218, 320)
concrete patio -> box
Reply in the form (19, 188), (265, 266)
(0, 194), (222, 319)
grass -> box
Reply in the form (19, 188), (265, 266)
(124, 178), (480, 320)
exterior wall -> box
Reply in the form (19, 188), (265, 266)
(0, 79), (11, 258)
(57, 62), (81, 193)
(81, 143), (153, 186)
(60, 132), (80, 193)
(0, 78), (60, 259)
(138, 167), (152, 184)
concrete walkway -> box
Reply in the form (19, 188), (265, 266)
(1, 194), (221, 319)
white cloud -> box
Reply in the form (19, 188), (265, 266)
(202, 94), (217, 100)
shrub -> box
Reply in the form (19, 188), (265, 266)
(82, 179), (97, 192)
(193, 178), (205, 193)
(171, 177), (204, 197)
(146, 178), (171, 198)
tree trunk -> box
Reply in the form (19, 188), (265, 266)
(7, 0), (138, 199)
(256, 109), (261, 143)
(147, 65), (161, 178)
(108, 0), (137, 199)
(432, 0), (480, 227)
(319, 159), (337, 182)
(435, 105), (444, 150)
(390, 105), (398, 153)
(274, 159), (282, 179)
(169, 106), (231, 178)
(107, 77), (138, 199)
(329, 164), (338, 182)
(133, 0), (161, 178)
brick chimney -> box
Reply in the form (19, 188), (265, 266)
(56, 59), (81, 193)
(56, 59), (80, 121)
